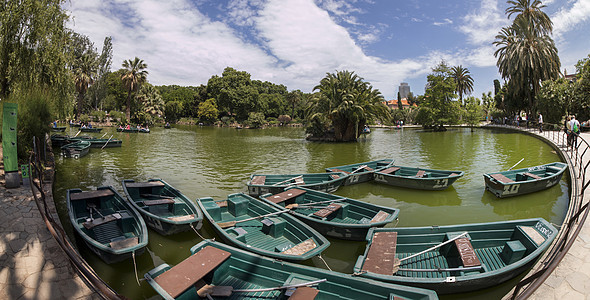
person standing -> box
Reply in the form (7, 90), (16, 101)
(538, 113), (543, 133)
(570, 115), (581, 148)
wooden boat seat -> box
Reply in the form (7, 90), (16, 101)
(454, 238), (481, 267)
(126, 181), (165, 188)
(294, 177), (305, 185)
(312, 204), (342, 218)
(216, 200), (228, 207)
(82, 213), (122, 229)
(143, 199), (175, 206)
(450, 173), (460, 177)
(110, 236), (138, 250)
(363, 166), (374, 171)
(281, 238), (317, 255)
(289, 286), (319, 299)
(70, 189), (114, 201)
(416, 170), (426, 178)
(250, 176), (266, 185)
(361, 231), (397, 275)
(490, 173), (514, 183)
(523, 172), (541, 179)
(369, 211), (390, 223)
(329, 174), (340, 179)
(330, 168), (350, 174)
(267, 189), (307, 204)
(545, 166), (562, 173)
(155, 246), (231, 299)
(379, 167), (400, 175)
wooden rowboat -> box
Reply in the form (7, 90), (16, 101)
(67, 186), (148, 264)
(122, 179), (204, 235)
(117, 127), (139, 132)
(68, 136), (122, 148)
(353, 218), (557, 294)
(51, 126), (66, 132)
(80, 127), (103, 132)
(61, 141), (91, 159)
(326, 159), (394, 186)
(196, 193), (330, 261)
(483, 162), (567, 198)
(260, 187), (400, 241)
(247, 172), (347, 197)
(50, 134), (71, 147)
(145, 239), (438, 300)
(373, 165), (464, 190)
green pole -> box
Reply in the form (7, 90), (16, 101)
(2, 102), (19, 188)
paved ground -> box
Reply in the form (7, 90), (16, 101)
(0, 145), (98, 299)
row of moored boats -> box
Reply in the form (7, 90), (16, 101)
(66, 158), (567, 299)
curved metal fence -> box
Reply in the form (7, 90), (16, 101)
(487, 122), (589, 299)
(29, 135), (122, 300)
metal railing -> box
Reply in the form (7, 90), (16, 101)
(29, 135), (122, 300)
(487, 122), (589, 299)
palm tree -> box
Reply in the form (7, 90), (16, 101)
(137, 85), (164, 116)
(451, 65), (474, 105)
(506, 0), (552, 35)
(73, 54), (97, 119)
(494, 17), (560, 111)
(121, 57), (148, 121)
(307, 70), (390, 141)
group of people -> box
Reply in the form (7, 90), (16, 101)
(565, 115), (581, 148)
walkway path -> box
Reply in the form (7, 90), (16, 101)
(0, 145), (98, 299)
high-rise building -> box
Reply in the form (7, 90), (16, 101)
(399, 82), (410, 99)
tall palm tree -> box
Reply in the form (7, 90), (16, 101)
(121, 57), (148, 121)
(137, 85), (164, 116)
(494, 17), (560, 110)
(506, 0), (552, 35)
(450, 65), (474, 105)
(307, 70), (389, 141)
(73, 54), (97, 119)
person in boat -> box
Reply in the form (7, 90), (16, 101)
(87, 122), (92, 128)
(125, 124), (131, 130)
(53, 121), (57, 128)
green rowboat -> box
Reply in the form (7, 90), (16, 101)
(117, 127), (139, 132)
(260, 187), (400, 241)
(247, 172), (347, 197)
(484, 162), (567, 198)
(122, 179), (204, 235)
(373, 165), (464, 190)
(145, 239), (438, 300)
(68, 136), (122, 148)
(51, 126), (66, 132)
(197, 193), (330, 261)
(326, 159), (394, 186)
(353, 218), (557, 294)
(61, 140), (91, 159)
(51, 134), (71, 147)
(80, 127), (103, 132)
(67, 186), (148, 264)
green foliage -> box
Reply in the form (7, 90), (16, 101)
(572, 54), (590, 122)
(79, 114), (90, 123)
(536, 78), (571, 124)
(305, 113), (330, 137)
(12, 89), (53, 159)
(121, 57), (148, 121)
(165, 101), (183, 123)
(246, 112), (266, 128)
(109, 110), (125, 123)
(481, 92), (496, 120)
(137, 84), (164, 117)
(306, 70), (390, 141)
(463, 96), (482, 127)
(197, 98), (219, 124)
(90, 110), (106, 122)
(450, 65), (474, 104)
(277, 115), (292, 125)
(156, 85), (204, 117)
(220, 116), (233, 126)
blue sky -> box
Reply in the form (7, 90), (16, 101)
(66, 0), (590, 100)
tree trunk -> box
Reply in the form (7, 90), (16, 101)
(77, 92), (84, 119)
(126, 91), (132, 122)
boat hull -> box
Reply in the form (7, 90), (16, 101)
(373, 166), (463, 190)
(145, 239), (439, 300)
(51, 126), (66, 132)
(67, 187), (148, 264)
(197, 193), (330, 261)
(484, 162), (567, 198)
(260, 187), (400, 241)
(354, 218), (557, 294)
(122, 179), (203, 236)
(80, 127), (102, 132)
(61, 141), (91, 158)
(247, 172), (347, 197)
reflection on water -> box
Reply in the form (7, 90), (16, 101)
(52, 126), (569, 299)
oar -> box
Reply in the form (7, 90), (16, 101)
(286, 198), (345, 209)
(73, 130), (81, 137)
(393, 232), (468, 273)
(100, 132), (108, 138)
(140, 193), (174, 199)
(508, 158), (524, 171)
(350, 165), (368, 174)
(398, 266), (483, 273)
(217, 210), (289, 228)
(101, 135), (114, 150)
(197, 279), (327, 298)
(272, 175), (303, 186)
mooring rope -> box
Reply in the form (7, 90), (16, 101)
(132, 251), (140, 286)
(190, 222), (207, 240)
(317, 254), (332, 271)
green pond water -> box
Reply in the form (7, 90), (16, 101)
(52, 126), (569, 299)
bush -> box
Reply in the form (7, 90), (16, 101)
(109, 110), (125, 123)
(79, 114), (90, 123)
(90, 110), (106, 122)
(277, 115), (291, 125)
(12, 89), (53, 160)
(246, 112), (265, 128)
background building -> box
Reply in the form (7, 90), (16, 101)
(399, 82), (410, 99)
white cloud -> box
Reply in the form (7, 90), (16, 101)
(552, 0), (590, 39)
(433, 18), (453, 26)
(459, 0), (508, 45)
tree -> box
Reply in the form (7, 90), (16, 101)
(88, 36), (113, 110)
(121, 57), (148, 121)
(197, 98), (219, 124)
(397, 91), (403, 110)
(418, 61), (459, 130)
(73, 54), (97, 118)
(165, 101), (183, 123)
(481, 92), (495, 121)
(246, 112), (266, 128)
(463, 96), (482, 130)
(306, 70), (390, 141)
(286, 90), (303, 118)
(536, 78), (571, 124)
(451, 65), (474, 105)
(137, 84), (164, 119)
(494, 2), (560, 114)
